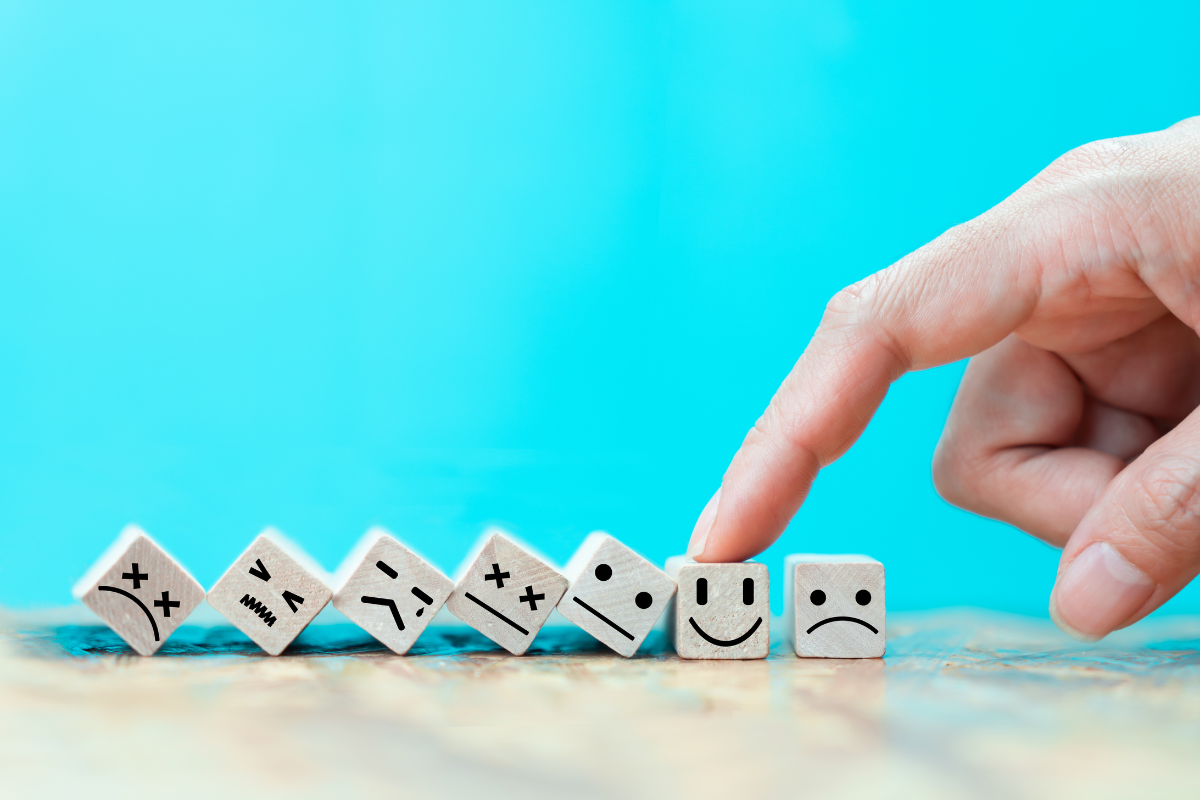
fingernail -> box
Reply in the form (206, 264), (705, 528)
(1050, 542), (1155, 642)
(686, 487), (721, 560)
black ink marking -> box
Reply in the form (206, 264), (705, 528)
(594, 563), (612, 581)
(122, 563), (148, 590)
(696, 578), (708, 605)
(361, 596), (404, 631)
(411, 586), (434, 605)
(153, 590), (181, 617)
(688, 617), (763, 647)
(248, 558), (271, 582)
(742, 577), (755, 606)
(483, 563), (510, 589)
(518, 585), (545, 611)
(572, 596), (634, 641)
(98, 586), (160, 641)
(376, 560), (398, 579)
(807, 616), (878, 634)
(856, 590), (872, 606)
(464, 592), (529, 635)
(282, 590), (304, 613)
(240, 594), (277, 626)
(416, 608), (424, 617)
(810, 589), (826, 605)
(635, 592), (652, 610)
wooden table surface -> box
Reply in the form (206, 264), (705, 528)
(4, 609), (1200, 799)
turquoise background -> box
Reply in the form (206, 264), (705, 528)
(2, 1), (1198, 614)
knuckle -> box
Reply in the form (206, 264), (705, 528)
(1129, 456), (1200, 552)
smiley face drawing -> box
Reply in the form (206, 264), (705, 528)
(665, 558), (770, 660)
(558, 533), (677, 657)
(787, 554), (885, 659)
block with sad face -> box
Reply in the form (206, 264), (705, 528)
(786, 554), (885, 658)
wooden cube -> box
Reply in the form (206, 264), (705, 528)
(444, 531), (568, 656)
(665, 557), (769, 660)
(72, 525), (205, 656)
(785, 554), (885, 658)
(205, 528), (332, 656)
(557, 533), (676, 657)
(331, 527), (453, 655)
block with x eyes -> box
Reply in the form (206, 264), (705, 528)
(785, 554), (885, 658)
(557, 533), (676, 657)
(206, 528), (333, 656)
(73, 525), (206, 656)
(332, 527), (453, 655)
(665, 557), (770, 660)
(444, 531), (568, 655)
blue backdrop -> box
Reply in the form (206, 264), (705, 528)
(2, 1), (1198, 615)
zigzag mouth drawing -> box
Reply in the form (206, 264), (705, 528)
(806, 616), (878, 634)
(688, 616), (762, 647)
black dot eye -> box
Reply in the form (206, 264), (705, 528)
(856, 590), (871, 606)
(595, 564), (612, 581)
(810, 590), (826, 605)
(635, 592), (652, 609)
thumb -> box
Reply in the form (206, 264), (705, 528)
(1051, 408), (1200, 641)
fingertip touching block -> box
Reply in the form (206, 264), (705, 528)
(206, 528), (332, 656)
(557, 532), (676, 657)
(786, 554), (885, 658)
(72, 525), (205, 656)
(331, 527), (453, 655)
(665, 556), (769, 660)
(444, 530), (568, 655)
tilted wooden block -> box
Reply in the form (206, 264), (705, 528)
(785, 554), (885, 658)
(444, 531), (568, 656)
(557, 533), (676, 657)
(72, 525), (205, 656)
(331, 527), (453, 655)
(666, 557), (769, 660)
(206, 529), (332, 656)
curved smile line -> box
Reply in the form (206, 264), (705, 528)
(688, 616), (763, 647)
(98, 586), (160, 641)
(806, 616), (878, 634)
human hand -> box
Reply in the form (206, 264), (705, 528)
(687, 117), (1200, 641)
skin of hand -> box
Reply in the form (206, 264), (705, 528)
(687, 116), (1200, 642)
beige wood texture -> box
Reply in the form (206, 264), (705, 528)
(71, 525), (205, 656)
(786, 554), (885, 658)
(444, 531), (567, 655)
(206, 528), (332, 656)
(665, 557), (769, 660)
(331, 527), (454, 655)
(557, 532), (676, 657)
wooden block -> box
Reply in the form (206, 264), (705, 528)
(71, 525), (206, 656)
(556, 533), (676, 657)
(331, 527), (453, 655)
(665, 556), (769, 660)
(206, 528), (332, 656)
(444, 531), (568, 656)
(785, 554), (885, 658)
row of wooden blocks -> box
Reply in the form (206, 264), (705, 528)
(73, 526), (886, 660)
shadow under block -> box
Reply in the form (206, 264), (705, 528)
(665, 557), (769, 660)
(206, 529), (332, 656)
(444, 532), (568, 656)
(557, 533), (676, 657)
(331, 528), (453, 655)
(72, 525), (205, 656)
(786, 554), (885, 658)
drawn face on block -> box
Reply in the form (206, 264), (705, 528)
(557, 534), (677, 657)
(332, 530), (454, 655)
(669, 560), (770, 660)
(74, 526), (206, 656)
(444, 533), (568, 656)
(788, 555), (885, 658)
(206, 531), (332, 656)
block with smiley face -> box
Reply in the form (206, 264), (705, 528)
(786, 554), (885, 658)
(557, 533), (676, 657)
(444, 530), (569, 656)
(332, 527), (454, 655)
(665, 557), (770, 660)
(206, 528), (333, 656)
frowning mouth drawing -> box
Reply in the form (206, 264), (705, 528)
(806, 616), (879, 634)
